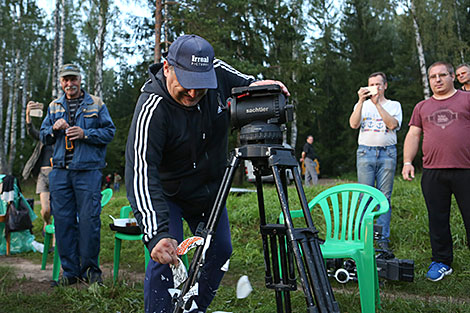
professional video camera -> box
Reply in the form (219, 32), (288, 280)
(325, 225), (414, 284)
(229, 84), (294, 145)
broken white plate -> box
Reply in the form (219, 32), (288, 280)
(236, 275), (253, 299)
(171, 257), (188, 288)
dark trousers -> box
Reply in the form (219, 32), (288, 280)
(421, 169), (470, 266)
(144, 200), (232, 313)
(49, 168), (103, 279)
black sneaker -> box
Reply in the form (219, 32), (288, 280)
(50, 276), (78, 287)
(377, 241), (389, 250)
(83, 268), (103, 285)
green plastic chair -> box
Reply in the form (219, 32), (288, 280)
(279, 183), (389, 313)
(112, 205), (189, 282)
(113, 205), (150, 282)
(42, 188), (113, 282)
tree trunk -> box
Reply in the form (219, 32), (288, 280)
(7, 50), (21, 174)
(409, 0), (430, 99)
(164, 0), (169, 51)
(58, 0), (65, 84)
(20, 57), (28, 142)
(453, 0), (464, 63)
(4, 72), (13, 156)
(0, 63), (5, 173)
(52, 0), (60, 99)
(290, 110), (298, 149)
(155, 0), (162, 63)
(94, 0), (108, 98)
(0, 63), (3, 133)
(45, 62), (51, 96)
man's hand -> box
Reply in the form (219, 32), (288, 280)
(250, 80), (290, 97)
(151, 238), (179, 266)
(402, 163), (415, 181)
(357, 87), (373, 104)
(53, 118), (69, 131)
(65, 126), (84, 140)
(26, 101), (43, 124)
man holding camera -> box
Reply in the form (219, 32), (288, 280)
(349, 72), (403, 250)
(40, 63), (115, 286)
(402, 61), (470, 282)
(126, 34), (289, 313)
(23, 101), (54, 238)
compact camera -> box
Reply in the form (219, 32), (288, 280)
(363, 86), (378, 96)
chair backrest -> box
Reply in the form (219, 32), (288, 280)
(101, 188), (113, 207)
(308, 183), (389, 245)
(119, 205), (133, 218)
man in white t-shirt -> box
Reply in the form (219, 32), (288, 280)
(349, 72), (403, 249)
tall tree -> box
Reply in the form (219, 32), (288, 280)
(408, 0), (430, 99)
(306, 0), (356, 174)
(52, 0), (61, 99)
(8, 50), (21, 174)
(94, 0), (109, 98)
(20, 57), (28, 142)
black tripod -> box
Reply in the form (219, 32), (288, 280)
(173, 143), (340, 313)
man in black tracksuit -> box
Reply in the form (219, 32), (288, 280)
(125, 34), (289, 313)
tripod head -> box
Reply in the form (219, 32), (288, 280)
(228, 84), (294, 146)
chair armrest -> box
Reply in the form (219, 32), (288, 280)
(369, 199), (390, 218)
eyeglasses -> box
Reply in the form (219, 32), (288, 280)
(429, 72), (450, 80)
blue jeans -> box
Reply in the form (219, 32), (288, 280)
(144, 200), (232, 313)
(304, 157), (318, 186)
(356, 145), (397, 242)
(49, 168), (103, 279)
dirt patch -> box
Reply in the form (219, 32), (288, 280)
(0, 255), (145, 293)
(0, 256), (53, 282)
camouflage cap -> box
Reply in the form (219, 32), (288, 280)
(59, 64), (81, 77)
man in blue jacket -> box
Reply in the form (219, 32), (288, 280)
(126, 34), (289, 313)
(40, 63), (115, 286)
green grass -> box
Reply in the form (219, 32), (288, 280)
(2, 176), (470, 312)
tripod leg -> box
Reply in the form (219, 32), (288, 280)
(272, 165), (339, 313)
(292, 166), (317, 229)
(292, 167), (339, 312)
(173, 153), (241, 313)
(255, 169), (295, 313)
(271, 165), (316, 309)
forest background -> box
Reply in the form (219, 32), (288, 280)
(1, 0), (469, 181)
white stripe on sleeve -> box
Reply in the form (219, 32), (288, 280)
(214, 59), (255, 81)
(133, 94), (162, 242)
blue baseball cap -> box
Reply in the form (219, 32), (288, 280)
(166, 35), (217, 89)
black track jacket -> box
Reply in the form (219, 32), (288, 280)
(125, 60), (254, 252)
